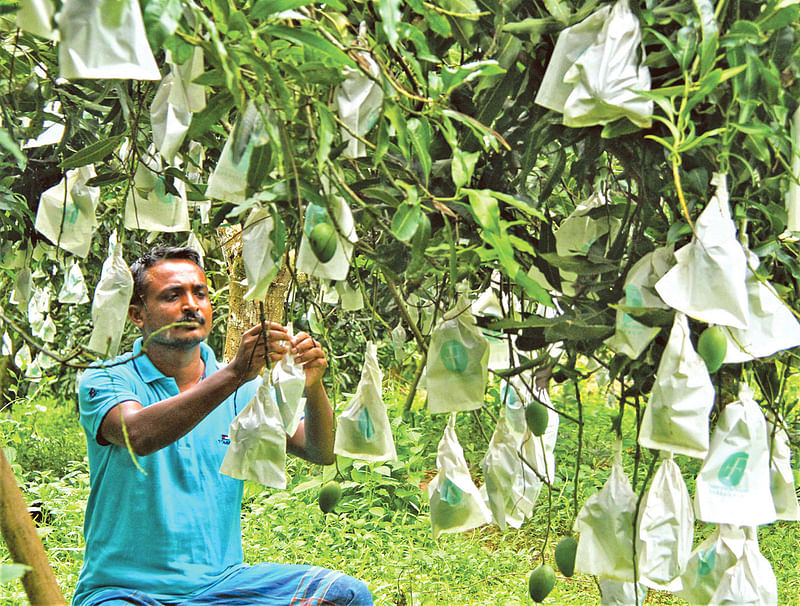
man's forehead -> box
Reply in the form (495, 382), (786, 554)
(144, 259), (207, 289)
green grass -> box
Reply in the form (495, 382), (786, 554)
(2, 373), (800, 605)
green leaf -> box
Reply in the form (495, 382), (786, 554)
(0, 128), (26, 170)
(266, 25), (357, 68)
(186, 92), (234, 141)
(377, 0), (402, 50)
(757, 4), (800, 32)
(232, 103), (262, 165)
(545, 320), (613, 341)
(465, 189), (500, 230)
(59, 135), (125, 169)
(693, 0), (718, 77)
(246, 144), (272, 195)
(391, 204), (422, 242)
(251, 0), (315, 18)
(441, 109), (509, 151)
(269, 204), (287, 262)
(538, 148), (566, 204)
(315, 101), (336, 171)
(407, 118), (432, 184)
(440, 60), (504, 96)
(452, 149), (480, 190)
(142, 0), (183, 51)
(383, 100), (410, 160)
(544, 0), (570, 25)
(515, 269), (553, 306)
(86, 170), (127, 188)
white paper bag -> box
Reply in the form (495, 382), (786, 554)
(678, 525), (745, 605)
(471, 287), (503, 318)
(296, 198), (358, 281)
(555, 190), (622, 257)
(636, 454), (694, 591)
(186, 231), (205, 265)
(28, 286), (56, 343)
(169, 47), (206, 113)
(220, 376), (286, 488)
(241, 207), (281, 302)
(574, 440), (637, 581)
(206, 103), (271, 204)
(88, 232), (133, 356)
(10, 267), (33, 311)
(656, 174), (750, 328)
(335, 51), (383, 158)
(124, 174), (191, 233)
(722, 249), (800, 362)
(598, 578), (646, 606)
(35, 165), (99, 258)
(535, 5), (612, 112)
(561, 0), (653, 128)
(150, 72), (192, 164)
(22, 101), (65, 149)
(428, 414), (491, 538)
(518, 380), (559, 485)
(17, 0), (58, 40)
(335, 281), (364, 312)
(766, 411), (800, 520)
(709, 527), (777, 606)
(605, 246), (672, 359)
(334, 341), (396, 462)
(271, 354), (306, 437)
(149, 48), (205, 163)
(481, 404), (541, 530)
(694, 385), (776, 526)
(787, 105), (800, 231)
(58, 261), (90, 304)
(638, 313), (715, 458)
(56, 0), (160, 80)
(425, 298), (489, 414)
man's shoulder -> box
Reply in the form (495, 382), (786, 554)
(79, 349), (140, 387)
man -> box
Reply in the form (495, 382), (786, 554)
(73, 246), (372, 606)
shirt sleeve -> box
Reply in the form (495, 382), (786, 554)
(78, 363), (141, 444)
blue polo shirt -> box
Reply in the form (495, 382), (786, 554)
(73, 339), (259, 606)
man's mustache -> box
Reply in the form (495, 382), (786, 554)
(179, 313), (206, 326)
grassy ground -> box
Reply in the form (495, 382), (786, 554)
(2, 371), (800, 604)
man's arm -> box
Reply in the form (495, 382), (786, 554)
(286, 333), (335, 465)
(98, 323), (289, 456)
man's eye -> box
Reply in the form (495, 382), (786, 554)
(196, 290), (208, 299)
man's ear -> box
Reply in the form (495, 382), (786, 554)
(129, 303), (145, 328)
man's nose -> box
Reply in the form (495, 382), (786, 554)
(183, 292), (200, 310)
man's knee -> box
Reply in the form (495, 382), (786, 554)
(324, 574), (373, 606)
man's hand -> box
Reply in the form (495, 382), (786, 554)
(229, 322), (290, 382)
(290, 331), (328, 387)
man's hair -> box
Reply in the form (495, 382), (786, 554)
(129, 246), (204, 306)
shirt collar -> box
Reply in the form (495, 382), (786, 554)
(131, 337), (218, 384)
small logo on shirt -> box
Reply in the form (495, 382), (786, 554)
(218, 434), (230, 445)
(88, 388), (97, 399)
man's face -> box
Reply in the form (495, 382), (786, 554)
(129, 259), (213, 350)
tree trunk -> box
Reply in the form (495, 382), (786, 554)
(0, 446), (66, 605)
(218, 226), (292, 363)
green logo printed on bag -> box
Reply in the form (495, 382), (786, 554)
(697, 547), (716, 576)
(64, 201), (80, 224)
(440, 339), (468, 374)
(440, 478), (463, 505)
(501, 384), (518, 409)
(718, 451), (749, 487)
(358, 407), (374, 440)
